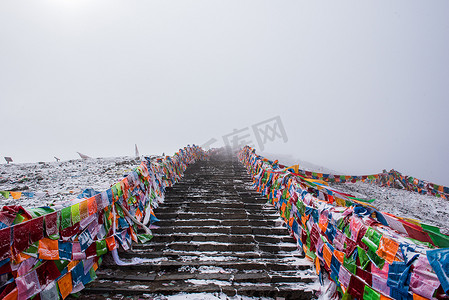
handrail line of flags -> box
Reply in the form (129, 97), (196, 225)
(0, 145), (209, 299)
(238, 146), (449, 299)
(284, 164), (448, 200)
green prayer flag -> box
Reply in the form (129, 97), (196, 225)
(357, 246), (370, 270)
(115, 203), (125, 218)
(89, 267), (97, 281)
(421, 223), (441, 234)
(344, 225), (351, 238)
(306, 234), (311, 250)
(71, 203), (81, 224)
(366, 248), (385, 269)
(114, 182), (122, 198)
(425, 230), (449, 248)
(282, 189), (288, 199)
(103, 211), (111, 232)
(285, 203), (291, 219)
(362, 227), (382, 252)
(28, 207), (55, 218)
(344, 254), (357, 274)
(297, 200), (306, 217)
(111, 185), (118, 201)
(60, 207), (72, 229)
(337, 218), (345, 231)
(0, 191), (10, 198)
(96, 240), (108, 256)
(306, 248), (316, 260)
(137, 233), (153, 244)
(128, 195), (136, 205)
(347, 196), (376, 204)
(13, 214), (25, 225)
(408, 237), (434, 248)
(363, 285), (380, 300)
(262, 172), (268, 183)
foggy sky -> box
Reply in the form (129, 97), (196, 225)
(1, 0), (449, 186)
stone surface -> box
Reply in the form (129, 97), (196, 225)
(79, 152), (318, 299)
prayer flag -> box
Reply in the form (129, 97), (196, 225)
(57, 272), (73, 299)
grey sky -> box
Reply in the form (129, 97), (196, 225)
(1, 1), (448, 186)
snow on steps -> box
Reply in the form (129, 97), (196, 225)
(79, 153), (318, 299)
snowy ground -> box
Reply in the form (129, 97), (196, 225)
(0, 156), (140, 208)
(332, 181), (449, 234)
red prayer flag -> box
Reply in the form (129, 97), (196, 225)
(0, 227), (11, 260)
(28, 217), (44, 244)
(347, 275), (365, 299)
(13, 221), (31, 254)
(45, 212), (59, 237)
(36, 261), (61, 287)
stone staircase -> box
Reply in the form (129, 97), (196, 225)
(79, 152), (318, 299)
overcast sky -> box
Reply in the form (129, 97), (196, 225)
(1, 0), (448, 186)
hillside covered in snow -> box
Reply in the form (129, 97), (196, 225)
(0, 156), (141, 208)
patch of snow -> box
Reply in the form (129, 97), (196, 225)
(197, 266), (228, 274)
(233, 282), (271, 287)
(186, 279), (232, 286)
(170, 241), (231, 246)
(333, 181), (449, 232)
(151, 292), (272, 300)
(128, 285), (151, 290)
(0, 156), (140, 208)
(198, 256), (237, 262)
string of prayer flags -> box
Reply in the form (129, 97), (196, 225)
(0, 191), (35, 199)
(238, 145), (449, 299)
(0, 145), (209, 299)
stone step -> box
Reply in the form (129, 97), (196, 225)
(155, 211), (280, 220)
(155, 202), (272, 209)
(94, 269), (317, 285)
(155, 207), (248, 214)
(83, 280), (315, 300)
(149, 233), (295, 247)
(131, 241), (298, 253)
(100, 259), (312, 273)
(155, 219), (279, 227)
(113, 250), (303, 261)
(152, 226), (289, 235)
(150, 233), (256, 244)
(155, 212), (249, 220)
(157, 201), (247, 208)
(134, 242), (257, 252)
